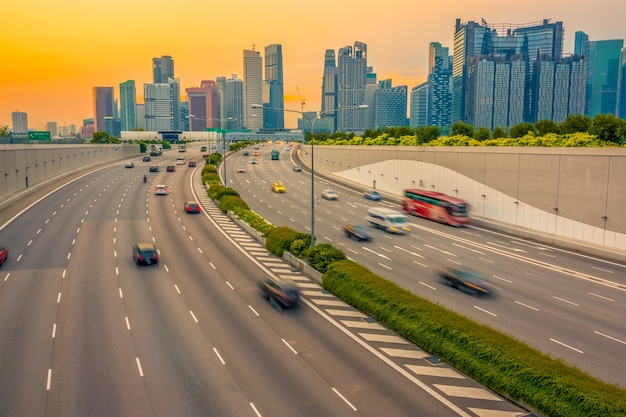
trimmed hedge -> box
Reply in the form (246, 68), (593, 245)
(323, 260), (626, 417)
(265, 226), (299, 256)
(218, 195), (248, 213)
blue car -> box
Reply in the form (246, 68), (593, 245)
(364, 190), (381, 201)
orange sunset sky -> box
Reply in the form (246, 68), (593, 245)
(1, 0), (625, 130)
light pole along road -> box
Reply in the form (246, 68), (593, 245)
(251, 103), (367, 247)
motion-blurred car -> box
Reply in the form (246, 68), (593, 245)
(258, 276), (301, 311)
(436, 267), (491, 296)
(0, 245), (8, 266)
(293, 165), (302, 172)
(321, 189), (338, 200)
(202, 153), (209, 158)
(364, 190), (381, 201)
(154, 184), (168, 195)
(184, 201), (201, 213)
(188, 161), (197, 167)
(166, 165), (175, 172)
(271, 181), (286, 193)
(243, 150), (250, 156)
(237, 166), (246, 173)
(132, 243), (159, 265)
(124, 162), (135, 168)
(142, 156), (152, 162)
(253, 151), (260, 156)
(343, 224), (371, 241)
(250, 158), (258, 164)
(149, 165), (159, 172)
(176, 157), (185, 165)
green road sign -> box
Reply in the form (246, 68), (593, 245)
(28, 131), (51, 140)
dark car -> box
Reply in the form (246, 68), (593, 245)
(343, 224), (371, 241)
(142, 156), (152, 162)
(293, 165), (302, 172)
(243, 150), (250, 156)
(132, 243), (159, 265)
(188, 161), (197, 167)
(149, 165), (159, 172)
(436, 267), (490, 296)
(184, 201), (201, 213)
(124, 162), (135, 168)
(258, 276), (301, 311)
(166, 165), (175, 172)
(0, 245), (8, 266)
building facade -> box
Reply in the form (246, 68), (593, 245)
(153, 55), (174, 84)
(320, 49), (338, 132)
(243, 49), (263, 130)
(336, 41), (368, 132)
(12, 111), (28, 135)
(264, 44), (285, 130)
(119, 80), (137, 132)
(144, 83), (178, 131)
(93, 87), (115, 133)
(375, 84), (407, 128)
(186, 80), (219, 130)
(409, 82), (429, 128)
(586, 39), (624, 117)
(225, 75), (244, 130)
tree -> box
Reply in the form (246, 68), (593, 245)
(91, 131), (120, 144)
(473, 127), (491, 141)
(535, 119), (558, 136)
(0, 125), (10, 137)
(451, 121), (474, 137)
(589, 114), (624, 143)
(492, 127), (507, 139)
(509, 122), (537, 138)
(559, 114), (591, 134)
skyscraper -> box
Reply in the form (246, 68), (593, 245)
(337, 41), (368, 132)
(427, 44), (452, 129)
(93, 87), (114, 133)
(243, 48), (262, 130)
(363, 71), (378, 130)
(144, 83), (178, 131)
(153, 56), (174, 83)
(320, 49), (338, 131)
(617, 48), (626, 119)
(11, 111), (28, 135)
(586, 39), (624, 117)
(409, 82), (429, 128)
(264, 44), (284, 130)
(225, 75), (244, 130)
(186, 80), (219, 130)
(574, 31), (590, 56)
(119, 80), (137, 131)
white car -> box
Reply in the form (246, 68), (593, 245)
(321, 189), (338, 200)
(154, 184), (168, 195)
(176, 157), (185, 165)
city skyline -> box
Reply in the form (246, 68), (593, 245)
(2, 0), (625, 130)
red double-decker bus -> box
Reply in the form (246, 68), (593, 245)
(402, 189), (470, 226)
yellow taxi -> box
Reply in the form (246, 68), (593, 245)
(271, 181), (286, 193)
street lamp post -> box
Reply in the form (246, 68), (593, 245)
(188, 115), (233, 185)
(251, 103), (367, 248)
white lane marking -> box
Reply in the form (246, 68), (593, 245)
(249, 403), (261, 417)
(57, 293), (62, 303)
(553, 296), (579, 307)
(550, 338), (583, 353)
(226, 281), (234, 290)
(213, 348), (226, 365)
(136, 357), (144, 376)
(394, 245), (424, 258)
(419, 282), (436, 290)
(332, 387), (357, 411)
(52, 323), (56, 338)
(282, 339), (298, 354)
(46, 369), (52, 390)
(190, 311), (199, 323)
(594, 331), (626, 345)
(3, 272), (9, 282)
(474, 306), (497, 317)
(248, 305), (260, 316)
(592, 266), (614, 273)
(588, 292), (614, 302)
(514, 301), (539, 311)
(125, 317), (131, 330)
(492, 275), (512, 283)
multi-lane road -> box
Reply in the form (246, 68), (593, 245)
(225, 142), (626, 388)
(0, 147), (530, 416)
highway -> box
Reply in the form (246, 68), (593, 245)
(225, 142), (626, 387)
(0, 146), (528, 416)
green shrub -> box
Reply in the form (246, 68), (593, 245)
(266, 226), (299, 256)
(217, 188), (240, 199)
(207, 184), (225, 200)
(289, 235), (311, 258)
(232, 207), (275, 236)
(203, 164), (218, 174)
(306, 243), (346, 273)
(218, 195), (249, 213)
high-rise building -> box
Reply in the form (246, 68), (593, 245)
(119, 80), (137, 131)
(363, 72), (378, 130)
(144, 83), (179, 131)
(186, 80), (219, 130)
(320, 49), (338, 131)
(337, 41), (368, 132)
(264, 44), (284, 130)
(586, 39), (624, 117)
(93, 87), (114, 133)
(243, 48), (263, 130)
(11, 111), (28, 135)
(375, 83), (407, 128)
(427, 45), (452, 129)
(225, 75), (244, 130)
(409, 82), (429, 128)
(153, 56), (174, 84)
(574, 31), (590, 56)
(46, 122), (58, 138)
